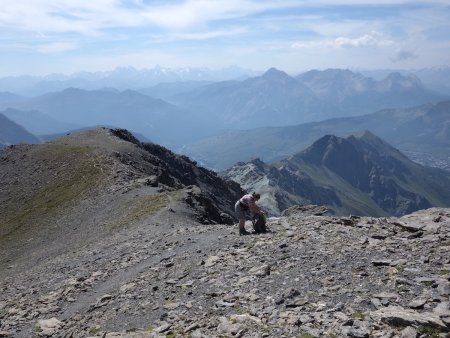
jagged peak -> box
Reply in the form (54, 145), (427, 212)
(249, 157), (265, 166)
(262, 67), (291, 80)
(350, 130), (378, 140)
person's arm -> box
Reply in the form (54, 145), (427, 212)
(248, 200), (264, 215)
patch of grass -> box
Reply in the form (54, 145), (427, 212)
(165, 333), (176, 338)
(0, 145), (107, 244)
(439, 270), (449, 276)
(110, 193), (172, 230)
(417, 325), (443, 337)
(394, 264), (404, 273)
(299, 334), (315, 338)
(89, 326), (101, 335)
(351, 312), (366, 320)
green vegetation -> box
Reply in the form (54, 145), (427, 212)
(297, 163), (387, 216)
(110, 192), (173, 230)
(0, 145), (107, 245)
(439, 270), (449, 276)
(394, 264), (404, 273)
(34, 324), (43, 333)
(89, 326), (101, 335)
(350, 312), (366, 319)
(417, 325), (444, 337)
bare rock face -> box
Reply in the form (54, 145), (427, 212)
(1, 203), (449, 337)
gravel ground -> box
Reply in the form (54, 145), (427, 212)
(1, 207), (449, 337)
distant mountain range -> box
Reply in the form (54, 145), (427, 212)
(0, 66), (258, 96)
(182, 100), (450, 170)
(1, 108), (79, 136)
(361, 66), (450, 95)
(0, 113), (40, 148)
(224, 131), (450, 217)
(296, 69), (440, 115)
(168, 68), (339, 129)
(167, 68), (445, 130)
(1, 88), (213, 148)
(2, 65), (450, 97)
(0, 68), (447, 153)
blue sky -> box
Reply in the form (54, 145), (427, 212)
(1, 0), (449, 76)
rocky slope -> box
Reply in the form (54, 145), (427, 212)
(224, 132), (450, 217)
(0, 128), (243, 274)
(1, 206), (449, 337)
(1, 128), (450, 338)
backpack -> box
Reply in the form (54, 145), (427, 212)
(252, 213), (267, 233)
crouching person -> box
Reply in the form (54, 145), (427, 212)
(234, 192), (265, 236)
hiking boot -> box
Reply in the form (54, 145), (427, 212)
(239, 229), (250, 236)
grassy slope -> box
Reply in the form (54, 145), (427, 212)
(0, 130), (178, 271)
(297, 162), (388, 216)
(0, 144), (107, 244)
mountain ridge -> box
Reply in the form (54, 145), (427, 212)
(224, 131), (450, 217)
(0, 127), (243, 273)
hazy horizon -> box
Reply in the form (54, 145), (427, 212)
(1, 1), (450, 77)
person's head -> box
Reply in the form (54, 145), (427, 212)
(252, 192), (261, 200)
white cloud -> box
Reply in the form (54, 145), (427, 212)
(172, 27), (247, 41)
(0, 0), (448, 74)
(0, 0), (140, 35)
(292, 31), (394, 49)
(37, 41), (78, 53)
(333, 32), (393, 48)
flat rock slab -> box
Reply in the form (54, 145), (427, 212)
(370, 306), (448, 331)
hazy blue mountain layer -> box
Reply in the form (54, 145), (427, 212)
(183, 100), (450, 170)
(0, 113), (40, 148)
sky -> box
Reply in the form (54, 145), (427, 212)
(1, 0), (450, 76)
